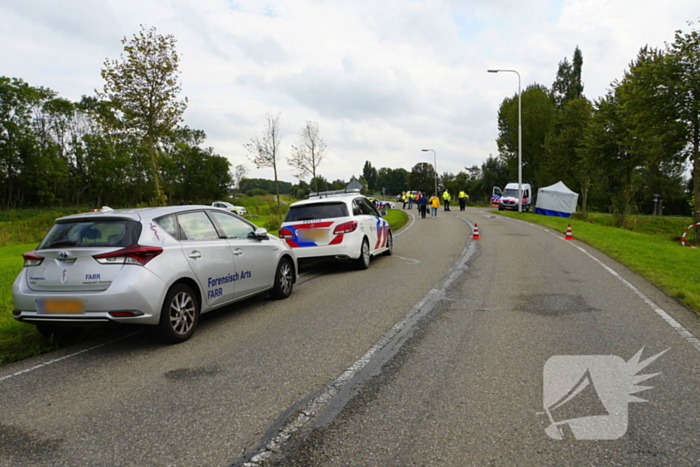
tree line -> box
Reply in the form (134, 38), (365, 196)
(3, 21), (698, 223)
(1, 26), (231, 209)
(494, 21), (699, 224)
(360, 20), (699, 223)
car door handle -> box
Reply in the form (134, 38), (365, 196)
(188, 251), (202, 259)
(233, 248), (243, 256)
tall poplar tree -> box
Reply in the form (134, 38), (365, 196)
(552, 46), (584, 109)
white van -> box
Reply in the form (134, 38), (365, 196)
(498, 182), (533, 212)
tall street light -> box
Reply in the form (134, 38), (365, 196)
(488, 69), (522, 213)
(421, 149), (437, 196)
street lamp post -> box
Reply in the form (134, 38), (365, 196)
(421, 149), (437, 197)
(488, 69), (522, 213)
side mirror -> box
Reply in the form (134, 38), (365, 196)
(253, 228), (269, 240)
(379, 209), (388, 217)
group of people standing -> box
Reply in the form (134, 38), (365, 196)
(399, 189), (469, 218)
(442, 189), (471, 211)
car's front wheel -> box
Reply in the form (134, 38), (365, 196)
(270, 257), (294, 299)
(354, 238), (371, 270)
(157, 284), (199, 344)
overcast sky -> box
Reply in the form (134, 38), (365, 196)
(1, 0), (698, 186)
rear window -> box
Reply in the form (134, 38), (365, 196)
(284, 202), (349, 221)
(38, 220), (142, 249)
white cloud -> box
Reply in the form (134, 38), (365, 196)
(0, 0), (697, 186)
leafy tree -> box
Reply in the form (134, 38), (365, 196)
(288, 121), (327, 193)
(439, 172), (456, 197)
(362, 161), (378, 191)
(291, 179), (310, 199)
(329, 179), (346, 190)
(616, 46), (689, 217)
(310, 175), (329, 193)
(159, 127), (231, 203)
(582, 88), (647, 226)
(377, 167), (408, 195)
(99, 25), (187, 205)
(480, 155), (509, 201)
(409, 162), (437, 194)
(497, 83), (556, 188)
(463, 165), (484, 203)
(552, 46), (584, 109)
(666, 21), (700, 219)
(542, 97), (594, 213)
(0, 77), (44, 207)
(245, 112), (283, 212)
(162, 145), (231, 204)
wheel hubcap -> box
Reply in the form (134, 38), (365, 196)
(170, 292), (195, 335)
(279, 262), (292, 294)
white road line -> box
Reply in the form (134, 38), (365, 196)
(533, 224), (700, 353)
(0, 332), (141, 382)
(394, 210), (416, 237)
(240, 224), (478, 467)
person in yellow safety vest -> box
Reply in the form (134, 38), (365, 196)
(401, 192), (407, 209)
(458, 190), (469, 211)
(442, 189), (451, 211)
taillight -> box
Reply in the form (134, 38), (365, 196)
(109, 311), (144, 317)
(333, 221), (358, 235)
(278, 228), (294, 239)
(22, 250), (44, 267)
(93, 244), (163, 266)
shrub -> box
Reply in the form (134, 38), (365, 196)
(264, 214), (283, 232)
(247, 188), (268, 197)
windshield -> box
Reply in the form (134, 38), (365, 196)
(39, 220), (142, 249)
(284, 202), (349, 221)
(503, 188), (522, 198)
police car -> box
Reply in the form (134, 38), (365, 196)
(12, 205), (297, 343)
(368, 197), (396, 210)
(279, 190), (393, 269)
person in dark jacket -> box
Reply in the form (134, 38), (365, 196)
(417, 191), (428, 219)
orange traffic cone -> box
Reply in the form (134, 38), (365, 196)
(564, 223), (574, 240)
(472, 223), (481, 240)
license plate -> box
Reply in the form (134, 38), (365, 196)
(38, 298), (85, 314)
(298, 229), (327, 242)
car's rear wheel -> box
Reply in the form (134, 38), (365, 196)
(354, 238), (371, 270)
(270, 257), (294, 299)
(382, 232), (393, 256)
(157, 284), (199, 344)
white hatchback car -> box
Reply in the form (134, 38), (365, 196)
(279, 190), (392, 269)
(212, 201), (247, 216)
(12, 205), (296, 343)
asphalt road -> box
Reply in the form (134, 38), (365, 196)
(1, 207), (700, 466)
